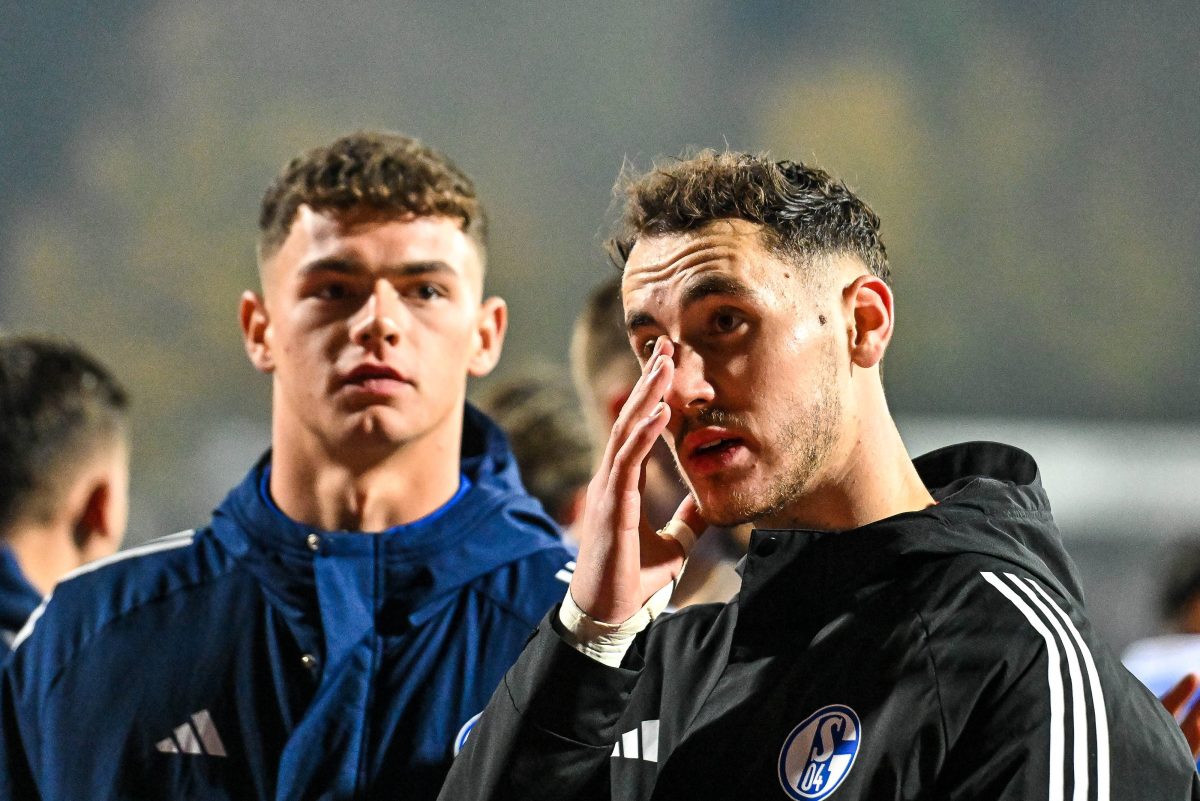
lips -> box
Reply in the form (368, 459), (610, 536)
(680, 427), (749, 476)
(340, 363), (412, 394)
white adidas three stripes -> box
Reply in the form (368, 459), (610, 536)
(981, 571), (1110, 801)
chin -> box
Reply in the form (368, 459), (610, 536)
(342, 407), (415, 444)
(692, 489), (755, 529)
(694, 473), (789, 529)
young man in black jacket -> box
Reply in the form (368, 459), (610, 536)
(442, 151), (1200, 800)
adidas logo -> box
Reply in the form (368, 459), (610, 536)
(555, 560), (577, 585)
(611, 719), (659, 763)
(155, 709), (227, 757)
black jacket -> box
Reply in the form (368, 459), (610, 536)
(441, 442), (1200, 800)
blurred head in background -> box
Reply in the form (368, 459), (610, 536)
(476, 367), (592, 530)
(571, 275), (685, 527)
(0, 336), (129, 595)
(1161, 537), (1200, 635)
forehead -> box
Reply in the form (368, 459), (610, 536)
(620, 219), (784, 313)
(265, 205), (482, 285)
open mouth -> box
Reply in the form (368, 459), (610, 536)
(693, 437), (740, 455)
(682, 428), (749, 475)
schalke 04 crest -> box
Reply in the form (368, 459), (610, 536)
(777, 704), (861, 800)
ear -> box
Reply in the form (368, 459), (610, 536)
(239, 290), (275, 373)
(467, 296), (508, 377)
(843, 275), (894, 369)
(604, 386), (633, 427)
(73, 481), (120, 558)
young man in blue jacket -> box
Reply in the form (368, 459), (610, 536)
(0, 131), (575, 800)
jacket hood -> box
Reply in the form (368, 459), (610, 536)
(752, 441), (1085, 605)
(208, 403), (563, 627)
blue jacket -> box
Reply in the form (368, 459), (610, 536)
(0, 406), (575, 800)
(0, 545), (41, 661)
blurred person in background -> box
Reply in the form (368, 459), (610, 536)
(444, 151), (1199, 799)
(0, 132), (574, 800)
(571, 275), (747, 606)
(476, 366), (592, 535)
(0, 336), (128, 658)
(1125, 537), (1200, 714)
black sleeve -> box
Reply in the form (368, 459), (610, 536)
(438, 610), (639, 801)
(932, 570), (1200, 800)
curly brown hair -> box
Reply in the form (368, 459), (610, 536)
(257, 131), (487, 261)
(608, 150), (888, 282)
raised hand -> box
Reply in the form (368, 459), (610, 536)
(1161, 672), (1200, 758)
(569, 336), (707, 624)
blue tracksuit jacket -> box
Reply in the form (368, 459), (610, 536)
(0, 406), (575, 800)
(0, 545), (41, 661)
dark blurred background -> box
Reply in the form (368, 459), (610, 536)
(2, 1), (1197, 649)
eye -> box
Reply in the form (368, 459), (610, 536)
(410, 283), (447, 301)
(316, 282), (349, 301)
(712, 309), (745, 334)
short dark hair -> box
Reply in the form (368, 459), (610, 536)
(477, 369), (592, 526)
(570, 275), (634, 406)
(258, 131), (487, 261)
(608, 149), (889, 281)
(0, 336), (128, 532)
(1161, 536), (1200, 626)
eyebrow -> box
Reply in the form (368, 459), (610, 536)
(297, 258), (458, 280)
(624, 273), (755, 335)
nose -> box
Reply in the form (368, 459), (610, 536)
(350, 280), (402, 349)
(664, 343), (715, 411)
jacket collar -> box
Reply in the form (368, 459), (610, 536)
(736, 441), (1080, 634)
(207, 404), (562, 626)
(0, 543), (42, 635)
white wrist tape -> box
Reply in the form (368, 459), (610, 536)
(656, 519), (697, 556)
(558, 581), (675, 668)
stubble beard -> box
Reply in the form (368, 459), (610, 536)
(687, 348), (843, 529)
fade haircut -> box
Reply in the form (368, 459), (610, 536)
(608, 149), (889, 282)
(477, 368), (593, 526)
(257, 131), (487, 262)
(0, 336), (128, 532)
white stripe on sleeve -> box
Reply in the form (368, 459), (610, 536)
(981, 570), (1065, 801)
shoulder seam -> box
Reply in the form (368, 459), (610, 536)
(912, 606), (950, 750)
(43, 563), (248, 697)
(10, 530), (197, 652)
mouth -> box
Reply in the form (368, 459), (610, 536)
(340, 363), (412, 395)
(681, 428), (750, 476)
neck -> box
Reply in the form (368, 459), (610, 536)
(5, 523), (84, 596)
(269, 418), (463, 533)
(761, 392), (934, 532)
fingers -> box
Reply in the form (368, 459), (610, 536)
(1162, 673), (1200, 717)
(600, 337), (674, 472)
(612, 402), (671, 498)
(655, 493), (710, 558)
(1160, 673), (1200, 756)
(673, 493), (709, 538)
(1182, 695), (1200, 758)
